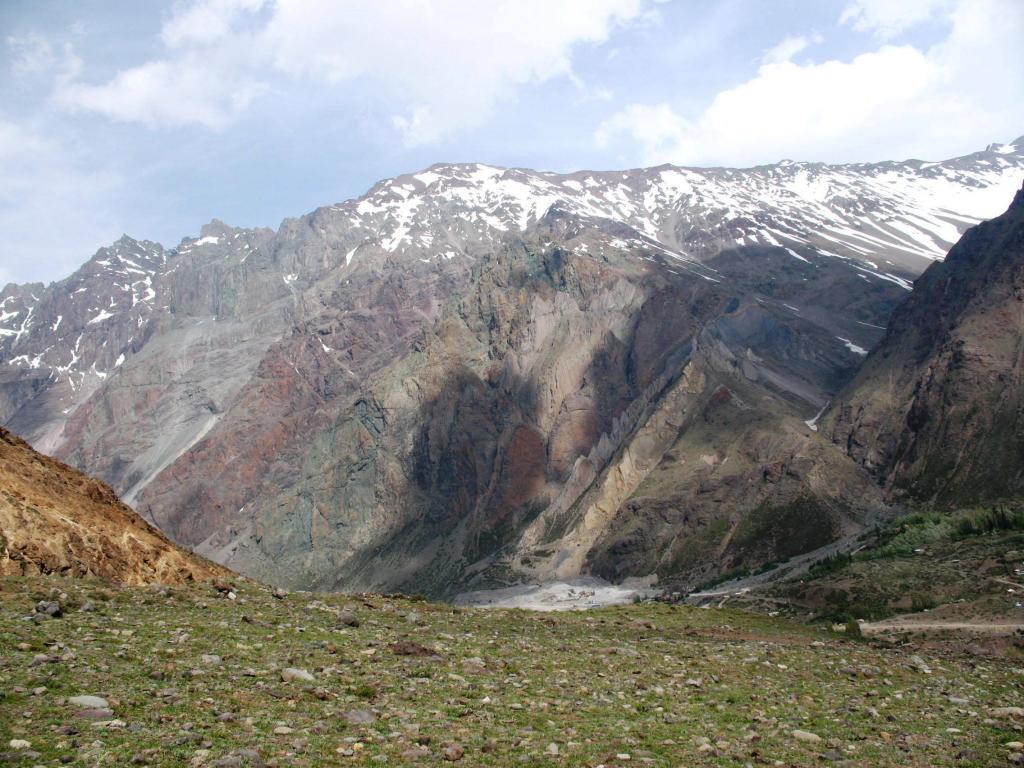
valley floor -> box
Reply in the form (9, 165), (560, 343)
(2, 577), (1023, 767)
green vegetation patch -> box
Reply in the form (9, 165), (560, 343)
(1, 575), (1022, 767)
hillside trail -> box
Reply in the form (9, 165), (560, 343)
(861, 617), (1024, 636)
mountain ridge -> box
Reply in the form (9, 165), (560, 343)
(1, 139), (1023, 595)
(827, 181), (1024, 504)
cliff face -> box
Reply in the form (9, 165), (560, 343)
(828, 184), (1024, 505)
(0, 426), (226, 584)
(1, 146), (1022, 594)
(131, 219), (900, 595)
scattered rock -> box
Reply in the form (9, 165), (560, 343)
(68, 695), (110, 709)
(342, 709), (377, 725)
(993, 707), (1024, 719)
(442, 744), (464, 761)
(35, 600), (62, 618)
(77, 708), (116, 720)
(281, 668), (315, 683)
(791, 730), (823, 744)
(336, 609), (359, 627)
(909, 655), (932, 674)
(389, 641), (438, 657)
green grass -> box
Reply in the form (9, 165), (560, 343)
(808, 506), (1024, 578)
(778, 506), (1024, 626)
(693, 565), (751, 592)
(1, 575), (1022, 767)
(952, 505), (1024, 539)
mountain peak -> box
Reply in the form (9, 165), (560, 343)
(199, 218), (237, 238)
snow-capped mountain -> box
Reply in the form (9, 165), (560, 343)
(328, 136), (1024, 274)
(1, 138), (1022, 594)
(3, 137), (1021, 387)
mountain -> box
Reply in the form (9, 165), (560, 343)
(0, 426), (225, 584)
(1, 138), (1022, 594)
(828, 181), (1024, 504)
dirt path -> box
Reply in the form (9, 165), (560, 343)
(684, 530), (870, 604)
(862, 618), (1024, 636)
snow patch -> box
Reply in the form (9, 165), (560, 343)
(88, 309), (116, 325)
(836, 337), (868, 356)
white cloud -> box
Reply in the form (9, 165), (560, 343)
(762, 33), (822, 66)
(263, 0), (645, 145)
(0, 120), (123, 285)
(50, 0), (646, 142)
(839, 0), (952, 38)
(7, 33), (57, 77)
(7, 33), (81, 85)
(0, 121), (49, 159)
(54, 0), (269, 129)
(161, 0), (267, 48)
(595, 103), (691, 165)
(596, 0), (1024, 166)
(55, 53), (267, 129)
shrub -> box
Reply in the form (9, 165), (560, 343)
(351, 683), (377, 700)
(694, 566), (751, 592)
(953, 506), (1024, 540)
(910, 592), (936, 612)
(810, 551), (852, 576)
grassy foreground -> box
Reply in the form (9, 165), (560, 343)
(2, 576), (1023, 767)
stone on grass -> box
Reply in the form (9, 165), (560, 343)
(281, 668), (315, 683)
(69, 695), (109, 709)
(791, 730), (822, 744)
(336, 609), (359, 627)
(442, 744), (464, 761)
(993, 707), (1024, 719)
(343, 709), (377, 725)
(35, 600), (62, 618)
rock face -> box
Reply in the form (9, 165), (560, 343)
(828, 183), (1024, 505)
(0, 426), (225, 584)
(1, 140), (1023, 593)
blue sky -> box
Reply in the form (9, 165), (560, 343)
(1, 0), (1022, 285)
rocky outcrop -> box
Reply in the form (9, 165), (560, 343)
(828, 184), (1024, 504)
(0, 427), (226, 584)
(157, 225), (904, 594)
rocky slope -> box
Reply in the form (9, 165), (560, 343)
(0, 426), (225, 584)
(4, 574), (1023, 767)
(1, 139), (1022, 594)
(827, 182), (1024, 504)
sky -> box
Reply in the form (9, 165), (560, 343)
(1, 0), (1022, 286)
